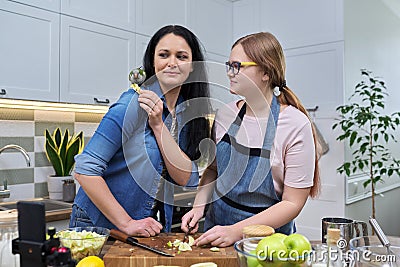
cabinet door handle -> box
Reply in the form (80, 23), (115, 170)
(0, 89), (6, 95)
(94, 97), (110, 104)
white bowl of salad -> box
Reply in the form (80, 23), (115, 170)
(57, 226), (110, 262)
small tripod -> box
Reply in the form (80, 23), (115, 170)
(12, 201), (76, 267)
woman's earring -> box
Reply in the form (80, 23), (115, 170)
(273, 87), (281, 96)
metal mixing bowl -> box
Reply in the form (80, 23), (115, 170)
(349, 235), (400, 267)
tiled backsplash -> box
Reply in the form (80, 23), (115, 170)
(0, 107), (104, 201)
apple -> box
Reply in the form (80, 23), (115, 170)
(283, 233), (312, 260)
(256, 235), (288, 261)
(247, 250), (263, 267)
(254, 233), (311, 267)
(270, 233), (288, 241)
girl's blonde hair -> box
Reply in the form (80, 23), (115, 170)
(233, 32), (320, 198)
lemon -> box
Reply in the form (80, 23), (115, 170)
(76, 256), (104, 267)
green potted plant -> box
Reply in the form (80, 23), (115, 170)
(333, 69), (400, 219)
(45, 128), (84, 199)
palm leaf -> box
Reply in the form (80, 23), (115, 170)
(45, 129), (56, 149)
(59, 129), (69, 169)
(74, 131), (85, 153)
(45, 141), (64, 176)
(54, 128), (62, 148)
(64, 137), (81, 176)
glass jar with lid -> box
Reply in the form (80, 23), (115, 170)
(0, 209), (19, 267)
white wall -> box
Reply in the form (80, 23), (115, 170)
(344, 0), (400, 236)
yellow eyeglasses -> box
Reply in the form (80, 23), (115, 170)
(225, 61), (257, 75)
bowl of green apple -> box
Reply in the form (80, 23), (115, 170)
(57, 227), (110, 262)
(234, 233), (312, 267)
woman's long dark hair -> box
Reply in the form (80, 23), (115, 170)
(142, 25), (211, 161)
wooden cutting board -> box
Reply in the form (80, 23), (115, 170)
(103, 233), (239, 267)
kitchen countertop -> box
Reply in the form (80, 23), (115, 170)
(45, 207), (72, 222)
(0, 198), (73, 222)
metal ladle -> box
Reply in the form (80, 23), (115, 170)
(369, 217), (396, 267)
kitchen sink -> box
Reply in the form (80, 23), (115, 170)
(0, 198), (72, 212)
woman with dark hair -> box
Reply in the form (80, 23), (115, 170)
(70, 25), (211, 236)
(182, 32), (320, 247)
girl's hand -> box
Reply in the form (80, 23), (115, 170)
(194, 225), (242, 247)
(181, 206), (205, 234)
(138, 89), (164, 130)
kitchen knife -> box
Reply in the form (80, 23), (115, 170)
(110, 229), (175, 257)
(183, 225), (194, 243)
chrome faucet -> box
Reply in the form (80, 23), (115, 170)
(0, 144), (31, 198)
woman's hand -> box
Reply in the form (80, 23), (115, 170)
(138, 89), (164, 130)
(194, 225), (242, 248)
(181, 206), (205, 234)
(123, 217), (163, 237)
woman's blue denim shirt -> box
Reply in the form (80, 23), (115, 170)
(73, 81), (199, 232)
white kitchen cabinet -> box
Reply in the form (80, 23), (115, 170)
(285, 42), (344, 117)
(187, 0), (232, 57)
(259, 0), (343, 49)
(60, 16), (136, 105)
(0, 0), (59, 102)
(232, 0), (262, 42)
(233, 0), (343, 50)
(135, 34), (150, 68)
(135, 0), (186, 36)
(60, 0), (135, 31)
(9, 0), (60, 12)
